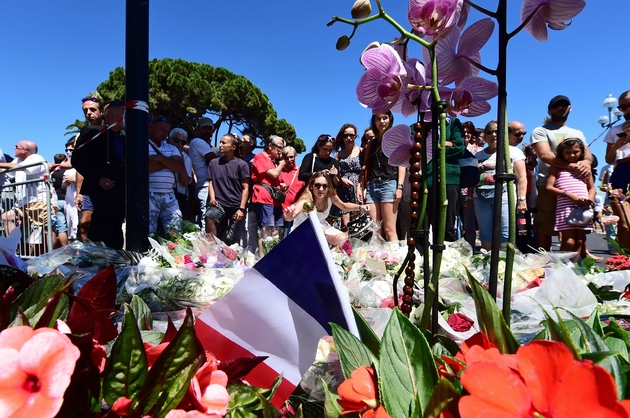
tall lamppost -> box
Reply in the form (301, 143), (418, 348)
(599, 94), (624, 129)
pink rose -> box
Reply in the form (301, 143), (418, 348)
(447, 312), (474, 332)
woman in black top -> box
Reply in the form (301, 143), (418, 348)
(360, 111), (405, 242)
(299, 134), (341, 187)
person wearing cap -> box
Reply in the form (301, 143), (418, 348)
(148, 116), (186, 234)
(530, 95), (594, 251)
(188, 117), (218, 229)
(72, 100), (127, 248)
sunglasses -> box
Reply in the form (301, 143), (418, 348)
(619, 104), (630, 111)
(106, 99), (124, 107)
(318, 135), (334, 143)
(342, 134), (357, 139)
(513, 131), (527, 137)
(14, 145), (30, 151)
(82, 97), (99, 103)
(65, 148), (74, 153)
(313, 183), (328, 190)
(151, 116), (172, 125)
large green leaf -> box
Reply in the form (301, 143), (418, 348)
(137, 308), (205, 416)
(154, 362), (201, 418)
(322, 379), (343, 418)
(466, 270), (520, 354)
(564, 310), (627, 400)
(11, 276), (67, 324)
(131, 294), (153, 330)
(605, 318), (630, 352)
(331, 323), (375, 379)
(102, 305), (148, 406)
(352, 306), (381, 358)
(378, 309), (438, 417)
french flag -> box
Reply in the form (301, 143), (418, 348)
(195, 213), (359, 406)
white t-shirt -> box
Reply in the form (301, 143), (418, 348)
(473, 146), (524, 198)
(13, 154), (48, 207)
(603, 125), (630, 161)
(175, 152), (193, 195)
(188, 137), (213, 187)
(148, 140), (181, 192)
(530, 123), (586, 186)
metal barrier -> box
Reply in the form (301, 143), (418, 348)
(0, 161), (54, 258)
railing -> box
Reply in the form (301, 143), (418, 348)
(0, 161), (54, 258)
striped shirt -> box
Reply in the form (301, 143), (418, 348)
(149, 140), (181, 192)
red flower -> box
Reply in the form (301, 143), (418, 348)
(459, 340), (630, 417)
(447, 313), (474, 332)
(338, 366), (391, 417)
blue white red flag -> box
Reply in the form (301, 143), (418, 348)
(195, 212), (358, 406)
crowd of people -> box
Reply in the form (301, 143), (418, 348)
(1, 91), (630, 262)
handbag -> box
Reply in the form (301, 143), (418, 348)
(567, 205), (594, 227)
(260, 183), (286, 203)
(347, 212), (374, 241)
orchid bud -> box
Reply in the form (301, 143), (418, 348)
(351, 0), (371, 19)
(336, 35), (350, 51)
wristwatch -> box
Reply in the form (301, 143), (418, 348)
(397, 184), (404, 190)
(517, 196), (526, 201)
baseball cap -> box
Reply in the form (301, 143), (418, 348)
(198, 117), (214, 129)
(548, 95), (571, 109)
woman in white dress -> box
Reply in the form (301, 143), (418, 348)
(284, 171), (369, 246)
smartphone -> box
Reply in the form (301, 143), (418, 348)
(625, 113), (630, 122)
(618, 132), (628, 139)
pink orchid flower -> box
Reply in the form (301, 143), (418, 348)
(0, 326), (80, 418)
(407, 0), (463, 40)
(356, 44), (407, 114)
(520, 0), (586, 42)
(424, 18), (495, 85)
(382, 125), (414, 169)
(392, 58), (431, 117)
(440, 76), (498, 117)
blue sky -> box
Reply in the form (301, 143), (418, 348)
(1, 0), (628, 184)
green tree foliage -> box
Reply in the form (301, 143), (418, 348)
(96, 58), (305, 152)
(65, 119), (88, 136)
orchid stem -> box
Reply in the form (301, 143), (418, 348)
(464, 0), (498, 19)
(462, 55), (497, 76)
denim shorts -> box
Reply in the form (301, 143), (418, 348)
(82, 194), (94, 211)
(366, 179), (396, 204)
(254, 203), (284, 227)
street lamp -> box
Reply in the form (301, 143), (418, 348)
(599, 93), (623, 128)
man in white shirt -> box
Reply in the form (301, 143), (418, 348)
(148, 116), (186, 234)
(188, 117), (217, 228)
(0, 141), (52, 253)
(530, 95), (594, 251)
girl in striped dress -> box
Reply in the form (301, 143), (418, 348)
(545, 138), (596, 261)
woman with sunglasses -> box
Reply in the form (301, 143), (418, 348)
(284, 171), (369, 246)
(604, 90), (630, 248)
(473, 120), (528, 250)
(334, 124), (362, 231)
(360, 110), (405, 242)
(299, 134), (341, 187)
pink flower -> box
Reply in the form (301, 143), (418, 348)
(424, 18), (495, 85)
(112, 397), (133, 415)
(520, 0), (586, 42)
(189, 362), (230, 416)
(165, 410), (208, 418)
(440, 76), (497, 117)
(407, 0), (463, 40)
(356, 44), (407, 114)
(0, 326), (80, 418)
(447, 312), (474, 332)
(168, 243), (178, 251)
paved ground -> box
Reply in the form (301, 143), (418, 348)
(554, 230), (614, 266)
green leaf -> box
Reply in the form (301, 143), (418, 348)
(606, 337), (629, 362)
(35, 291), (69, 329)
(581, 351), (620, 364)
(378, 309), (438, 417)
(563, 310), (627, 400)
(584, 308), (605, 337)
(11, 276), (67, 325)
(423, 378), (460, 418)
(256, 392), (281, 418)
(605, 237), (626, 256)
(102, 305), (148, 407)
(606, 318), (630, 351)
(352, 306), (381, 358)
(140, 330), (165, 347)
(322, 379), (342, 418)
(587, 283), (621, 303)
(227, 382), (262, 409)
(466, 269), (520, 354)
(331, 323), (375, 379)
(131, 294), (153, 330)
(137, 308), (205, 416)
(154, 362), (201, 418)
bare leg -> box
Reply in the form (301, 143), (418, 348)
(380, 202), (398, 242)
